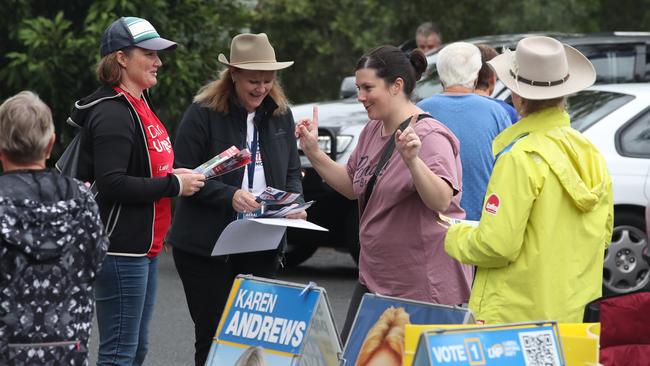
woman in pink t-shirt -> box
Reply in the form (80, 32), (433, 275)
(296, 45), (473, 342)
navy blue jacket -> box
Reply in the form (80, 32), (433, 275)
(167, 96), (302, 257)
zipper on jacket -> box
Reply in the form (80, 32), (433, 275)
(105, 203), (122, 237)
(9, 340), (81, 350)
(118, 95), (156, 253)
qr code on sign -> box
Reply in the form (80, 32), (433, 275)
(518, 330), (561, 366)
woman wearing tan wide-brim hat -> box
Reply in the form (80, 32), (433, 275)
(167, 33), (304, 365)
(444, 36), (614, 324)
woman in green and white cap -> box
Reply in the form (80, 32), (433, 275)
(71, 16), (205, 365)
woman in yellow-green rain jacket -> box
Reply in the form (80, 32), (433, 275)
(444, 36), (613, 324)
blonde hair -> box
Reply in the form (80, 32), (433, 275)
(234, 346), (266, 366)
(356, 307), (411, 366)
(193, 68), (289, 116)
(0, 91), (54, 164)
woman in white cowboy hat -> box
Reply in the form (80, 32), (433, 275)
(167, 33), (304, 365)
(444, 36), (614, 324)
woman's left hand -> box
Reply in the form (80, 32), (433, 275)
(395, 125), (421, 165)
(285, 210), (308, 220)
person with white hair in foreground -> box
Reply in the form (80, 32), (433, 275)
(444, 36), (613, 324)
(0, 91), (108, 364)
(418, 42), (511, 221)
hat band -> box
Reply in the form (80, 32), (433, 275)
(229, 59), (279, 65)
(510, 70), (570, 87)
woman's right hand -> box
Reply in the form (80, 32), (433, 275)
(295, 106), (320, 156)
(232, 189), (262, 213)
(174, 168), (206, 196)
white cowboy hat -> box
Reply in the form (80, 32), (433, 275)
(218, 33), (293, 71)
(488, 36), (596, 100)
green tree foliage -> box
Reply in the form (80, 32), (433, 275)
(2, 0), (650, 164)
(254, 0), (647, 104)
(1, 0), (250, 160)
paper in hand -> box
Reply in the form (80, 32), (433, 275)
(194, 146), (252, 179)
(437, 213), (479, 228)
(256, 186), (301, 205)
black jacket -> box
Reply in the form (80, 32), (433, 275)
(167, 96), (303, 257)
(0, 170), (108, 364)
(73, 86), (181, 255)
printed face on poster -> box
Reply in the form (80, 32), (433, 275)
(343, 294), (472, 366)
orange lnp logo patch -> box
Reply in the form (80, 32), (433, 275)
(485, 194), (500, 215)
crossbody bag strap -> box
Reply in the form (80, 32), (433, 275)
(362, 113), (432, 210)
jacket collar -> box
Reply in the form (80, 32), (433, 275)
(71, 86), (154, 128)
(492, 107), (570, 158)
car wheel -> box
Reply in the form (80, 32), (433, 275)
(603, 210), (649, 295)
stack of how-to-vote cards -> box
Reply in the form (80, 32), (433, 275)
(254, 187), (315, 218)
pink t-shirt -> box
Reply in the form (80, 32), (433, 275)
(346, 118), (473, 304)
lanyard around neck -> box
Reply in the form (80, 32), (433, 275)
(247, 124), (258, 191)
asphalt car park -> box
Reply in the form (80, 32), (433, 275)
(288, 32), (650, 295)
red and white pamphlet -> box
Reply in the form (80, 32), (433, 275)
(194, 146), (252, 179)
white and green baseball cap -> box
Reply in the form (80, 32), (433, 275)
(100, 17), (177, 57)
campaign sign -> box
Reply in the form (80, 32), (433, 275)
(206, 276), (340, 366)
(219, 278), (320, 353)
(413, 322), (565, 366)
(342, 294), (473, 366)
(298, 295), (341, 366)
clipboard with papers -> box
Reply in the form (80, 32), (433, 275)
(211, 218), (328, 256)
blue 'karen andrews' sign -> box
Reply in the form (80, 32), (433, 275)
(217, 279), (321, 355)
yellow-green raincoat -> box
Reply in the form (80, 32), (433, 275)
(445, 107), (613, 324)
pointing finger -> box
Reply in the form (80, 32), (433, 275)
(409, 114), (418, 127)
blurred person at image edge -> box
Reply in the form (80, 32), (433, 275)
(0, 91), (108, 364)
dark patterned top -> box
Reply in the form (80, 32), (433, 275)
(0, 169), (108, 365)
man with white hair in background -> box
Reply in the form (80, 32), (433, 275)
(417, 42), (511, 221)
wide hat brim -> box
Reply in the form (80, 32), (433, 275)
(218, 53), (294, 71)
(488, 44), (596, 100)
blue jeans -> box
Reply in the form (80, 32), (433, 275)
(95, 255), (158, 366)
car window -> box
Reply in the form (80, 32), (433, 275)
(575, 45), (638, 83)
(618, 108), (650, 158)
(412, 54), (442, 102)
(646, 49), (650, 80)
(567, 90), (635, 132)
(413, 41), (649, 103)
(413, 71), (442, 102)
